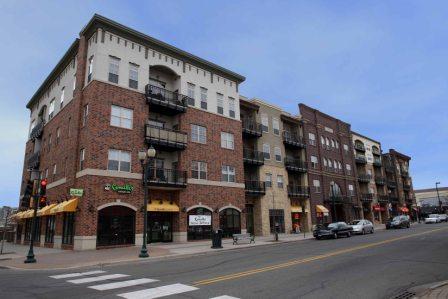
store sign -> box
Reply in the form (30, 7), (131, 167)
(105, 183), (134, 194)
(69, 188), (84, 197)
(189, 215), (211, 226)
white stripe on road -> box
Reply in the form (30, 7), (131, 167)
(88, 278), (158, 291)
(210, 296), (240, 299)
(117, 283), (198, 299)
(49, 270), (106, 279)
(67, 274), (129, 284)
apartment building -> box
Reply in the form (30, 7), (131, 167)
(299, 104), (361, 224)
(15, 14), (246, 250)
(382, 149), (416, 218)
(240, 98), (310, 235)
(351, 132), (389, 224)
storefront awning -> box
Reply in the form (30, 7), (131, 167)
(12, 211), (25, 219)
(316, 205), (329, 213)
(291, 206), (303, 213)
(22, 210), (35, 219)
(37, 204), (57, 217)
(399, 207), (410, 213)
(50, 198), (79, 214)
(147, 200), (180, 212)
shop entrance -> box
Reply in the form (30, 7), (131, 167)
(245, 205), (254, 235)
(219, 208), (241, 238)
(187, 207), (212, 241)
(97, 206), (135, 247)
(148, 212), (172, 243)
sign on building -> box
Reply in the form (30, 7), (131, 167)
(188, 215), (211, 226)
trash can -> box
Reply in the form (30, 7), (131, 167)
(211, 229), (223, 249)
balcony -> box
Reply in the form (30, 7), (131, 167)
(284, 158), (307, 173)
(361, 193), (374, 202)
(403, 183), (411, 191)
(27, 151), (40, 170)
(245, 180), (266, 196)
(324, 196), (351, 205)
(145, 84), (189, 115)
(29, 121), (45, 141)
(389, 196), (399, 203)
(387, 180), (397, 188)
(375, 177), (386, 185)
(373, 158), (382, 167)
(287, 185), (310, 198)
(372, 147), (381, 155)
(357, 174), (372, 183)
(145, 125), (187, 151)
(243, 148), (264, 165)
(145, 167), (187, 189)
(355, 155), (367, 164)
(354, 143), (365, 152)
(242, 120), (262, 137)
(401, 170), (409, 178)
(405, 196), (413, 203)
(385, 165), (394, 173)
(378, 195), (389, 203)
(282, 131), (306, 149)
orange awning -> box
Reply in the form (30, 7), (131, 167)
(50, 198), (79, 214)
(316, 205), (329, 213)
(37, 204), (57, 217)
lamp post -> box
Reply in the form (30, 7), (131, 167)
(435, 182), (441, 213)
(330, 182), (336, 222)
(24, 170), (40, 264)
(138, 145), (156, 258)
(272, 192), (278, 242)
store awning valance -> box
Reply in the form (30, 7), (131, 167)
(37, 204), (57, 217)
(399, 207), (409, 213)
(291, 206), (303, 213)
(50, 198), (79, 214)
(12, 211), (25, 219)
(316, 205), (329, 213)
(147, 200), (180, 212)
(22, 210), (35, 219)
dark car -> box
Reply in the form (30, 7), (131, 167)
(313, 222), (353, 240)
(386, 215), (410, 229)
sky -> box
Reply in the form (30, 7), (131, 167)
(0, 1), (447, 207)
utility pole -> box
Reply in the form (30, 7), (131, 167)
(1, 208), (10, 255)
(435, 182), (441, 213)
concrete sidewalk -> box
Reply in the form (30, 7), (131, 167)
(410, 280), (448, 298)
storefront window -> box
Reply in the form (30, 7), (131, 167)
(219, 208), (241, 238)
(97, 206), (135, 247)
(62, 212), (75, 245)
(187, 208), (212, 241)
(269, 209), (285, 233)
(45, 215), (56, 243)
(24, 218), (40, 242)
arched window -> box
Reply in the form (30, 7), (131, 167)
(329, 181), (342, 197)
(187, 207), (212, 241)
(219, 208), (241, 238)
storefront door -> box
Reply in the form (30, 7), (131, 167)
(187, 208), (212, 241)
(246, 205), (254, 235)
(97, 206), (135, 247)
(148, 212), (172, 243)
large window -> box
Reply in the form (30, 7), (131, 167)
(108, 56), (120, 83)
(219, 208), (241, 238)
(269, 209), (285, 233)
(60, 87), (65, 109)
(111, 105), (133, 129)
(88, 56), (93, 82)
(191, 124), (206, 144)
(221, 132), (234, 150)
(261, 114), (269, 132)
(129, 63), (138, 89)
(62, 212), (75, 245)
(49, 99), (55, 119)
(346, 164), (351, 175)
(45, 215), (56, 243)
(187, 208), (212, 241)
(263, 143), (270, 160)
(228, 97), (235, 118)
(187, 83), (195, 106)
(217, 93), (224, 115)
(272, 118), (280, 135)
(191, 161), (207, 180)
(313, 180), (321, 193)
(274, 147), (282, 162)
(308, 133), (316, 146)
(79, 148), (85, 170)
(82, 104), (89, 127)
(200, 87), (208, 109)
(108, 149), (131, 172)
(221, 165), (235, 182)
(311, 156), (318, 169)
(277, 175), (284, 188)
(265, 173), (272, 188)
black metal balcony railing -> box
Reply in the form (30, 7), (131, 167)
(372, 148), (381, 155)
(385, 165), (395, 173)
(378, 195), (389, 203)
(401, 170), (409, 177)
(242, 120), (262, 137)
(243, 148), (265, 165)
(282, 131), (306, 148)
(355, 155), (367, 164)
(245, 180), (266, 195)
(403, 184), (411, 190)
(145, 167), (187, 188)
(375, 177), (386, 185)
(357, 174), (372, 183)
(389, 196), (399, 203)
(287, 185), (310, 198)
(145, 84), (189, 115)
(27, 151), (40, 170)
(29, 121), (45, 141)
(324, 195), (351, 205)
(373, 158), (382, 167)
(354, 143), (366, 152)
(284, 158), (307, 173)
(360, 193), (374, 202)
(387, 181), (397, 188)
(145, 125), (187, 151)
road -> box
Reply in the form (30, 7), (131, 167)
(1, 223), (447, 299)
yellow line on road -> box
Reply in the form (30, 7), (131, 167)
(193, 227), (447, 286)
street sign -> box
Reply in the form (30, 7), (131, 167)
(70, 188), (84, 197)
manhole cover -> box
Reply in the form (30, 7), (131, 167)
(392, 290), (416, 299)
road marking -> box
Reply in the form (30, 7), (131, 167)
(49, 270), (106, 279)
(210, 296), (240, 299)
(193, 227), (447, 286)
(67, 274), (129, 284)
(117, 283), (198, 299)
(88, 278), (158, 291)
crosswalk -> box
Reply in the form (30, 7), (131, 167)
(49, 269), (240, 299)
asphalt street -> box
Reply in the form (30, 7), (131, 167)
(1, 223), (447, 299)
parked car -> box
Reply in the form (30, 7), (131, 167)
(425, 214), (441, 224)
(313, 222), (353, 240)
(386, 215), (410, 229)
(438, 214), (448, 222)
(350, 219), (374, 235)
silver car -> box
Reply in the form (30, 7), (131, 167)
(350, 219), (374, 235)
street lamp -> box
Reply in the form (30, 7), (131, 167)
(138, 145), (156, 258)
(330, 182), (336, 222)
(272, 192), (278, 241)
(24, 169), (40, 264)
(435, 182), (442, 213)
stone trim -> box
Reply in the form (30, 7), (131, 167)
(76, 168), (142, 179)
(186, 204), (214, 212)
(97, 201), (138, 211)
(187, 179), (244, 189)
(47, 177), (67, 189)
(218, 204), (242, 213)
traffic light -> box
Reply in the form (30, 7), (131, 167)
(39, 196), (47, 208)
(40, 179), (47, 196)
(24, 180), (33, 198)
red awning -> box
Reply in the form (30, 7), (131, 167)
(399, 207), (410, 213)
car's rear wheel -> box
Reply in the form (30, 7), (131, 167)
(371, 228), (374, 234)
(333, 233), (338, 239)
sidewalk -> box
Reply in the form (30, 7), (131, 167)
(410, 280), (448, 298)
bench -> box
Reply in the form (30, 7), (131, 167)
(232, 233), (255, 245)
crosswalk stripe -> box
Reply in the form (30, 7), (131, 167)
(210, 296), (240, 299)
(49, 270), (106, 279)
(67, 274), (129, 284)
(88, 278), (158, 291)
(117, 283), (198, 299)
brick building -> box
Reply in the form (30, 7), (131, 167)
(15, 14), (247, 250)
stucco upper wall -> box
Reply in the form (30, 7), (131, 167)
(351, 132), (381, 165)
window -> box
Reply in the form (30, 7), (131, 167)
(111, 105), (133, 129)
(49, 99), (55, 119)
(45, 215), (55, 243)
(323, 158), (328, 168)
(343, 144), (349, 153)
(62, 212), (75, 245)
(321, 136), (325, 146)
(48, 134), (52, 150)
(29, 120), (36, 136)
(313, 180), (321, 193)
(263, 143), (271, 160)
(277, 175), (284, 188)
(88, 56), (93, 82)
(325, 137), (330, 148)
(129, 63), (138, 89)
(45, 168), (49, 179)
(338, 161), (342, 170)
(217, 93), (224, 114)
(308, 133), (316, 146)
(272, 118), (280, 135)
(52, 164), (57, 181)
(82, 104), (89, 127)
(346, 164), (351, 175)
(56, 127), (60, 145)
(68, 117), (71, 137)
(191, 124), (206, 144)
(331, 139), (335, 148)
(187, 83), (195, 106)
(221, 132), (234, 150)
(311, 156), (318, 169)
(261, 114), (269, 132)
(333, 160), (338, 169)
(348, 184), (355, 196)
(221, 165), (235, 182)
(107, 149), (131, 172)
(228, 97), (235, 118)
(274, 147), (282, 162)
(200, 87), (207, 109)
(191, 161), (207, 180)
(108, 56), (120, 83)
(265, 173), (272, 188)
(79, 149), (85, 170)
(60, 87), (65, 109)
(73, 74), (76, 90)
(336, 141), (339, 149)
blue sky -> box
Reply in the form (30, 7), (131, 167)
(0, 1), (447, 207)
